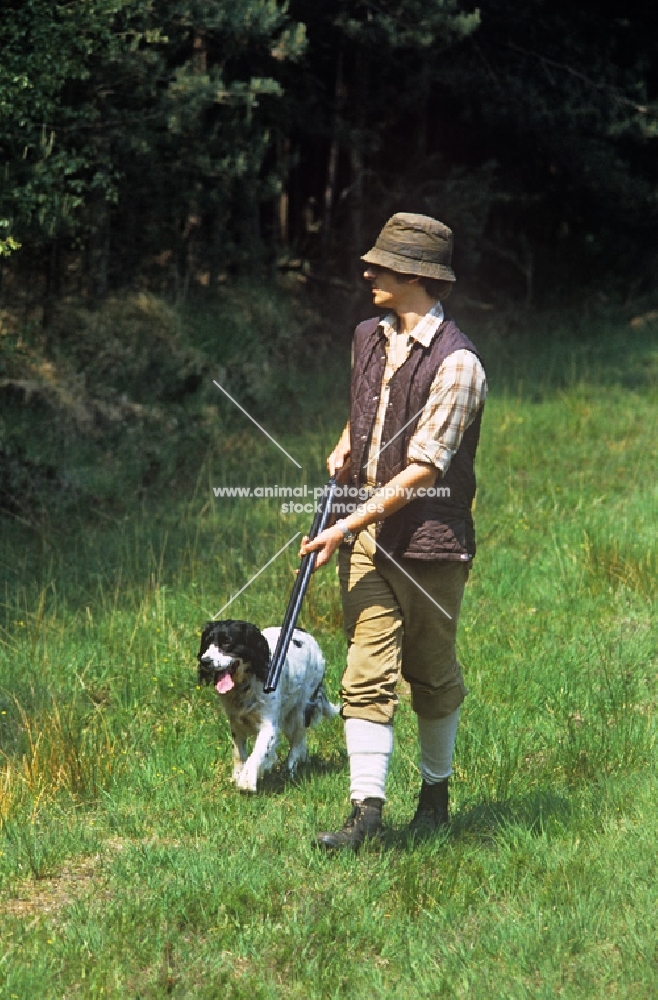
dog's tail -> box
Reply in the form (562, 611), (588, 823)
(305, 682), (339, 728)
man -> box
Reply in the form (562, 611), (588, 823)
(300, 212), (487, 850)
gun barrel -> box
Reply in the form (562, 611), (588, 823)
(263, 478), (337, 693)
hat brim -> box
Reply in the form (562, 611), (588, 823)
(361, 248), (456, 282)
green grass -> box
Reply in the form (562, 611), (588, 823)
(0, 305), (656, 998)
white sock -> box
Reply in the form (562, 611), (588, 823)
(417, 708), (460, 784)
(345, 718), (393, 802)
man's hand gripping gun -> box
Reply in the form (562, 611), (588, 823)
(263, 478), (338, 693)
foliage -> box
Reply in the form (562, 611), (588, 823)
(0, 0), (305, 268)
(0, 283), (343, 517)
(1, 1), (657, 300)
(0, 223), (20, 258)
(444, 0), (658, 293)
(335, 0), (480, 49)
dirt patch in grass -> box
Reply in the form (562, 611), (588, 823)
(0, 834), (192, 919)
(0, 837), (126, 918)
(1, 855), (104, 917)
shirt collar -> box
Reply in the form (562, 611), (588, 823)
(379, 300), (445, 347)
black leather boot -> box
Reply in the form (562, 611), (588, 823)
(409, 779), (449, 835)
(316, 798), (384, 851)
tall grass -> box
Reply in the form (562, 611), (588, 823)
(0, 300), (656, 997)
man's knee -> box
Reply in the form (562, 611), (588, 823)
(409, 677), (467, 719)
(341, 702), (397, 725)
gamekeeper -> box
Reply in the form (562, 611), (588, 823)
(300, 212), (487, 850)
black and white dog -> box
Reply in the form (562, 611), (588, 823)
(197, 620), (338, 792)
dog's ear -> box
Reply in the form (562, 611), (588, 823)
(197, 621), (216, 660)
(236, 622), (271, 681)
(197, 621), (215, 685)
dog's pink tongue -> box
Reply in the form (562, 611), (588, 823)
(215, 674), (235, 695)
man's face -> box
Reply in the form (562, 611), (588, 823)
(363, 265), (415, 312)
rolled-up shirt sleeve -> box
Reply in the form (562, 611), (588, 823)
(407, 349), (488, 474)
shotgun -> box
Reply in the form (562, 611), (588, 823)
(263, 477), (338, 693)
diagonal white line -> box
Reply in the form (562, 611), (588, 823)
(212, 533), (301, 619)
(373, 538), (452, 620)
(361, 403), (427, 471)
(213, 380), (302, 469)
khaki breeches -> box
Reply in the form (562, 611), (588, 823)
(338, 527), (469, 724)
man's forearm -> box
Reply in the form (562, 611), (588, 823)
(301, 463), (439, 569)
(340, 463), (438, 535)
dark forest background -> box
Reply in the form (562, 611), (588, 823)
(1, 0), (657, 516)
(2, 0), (657, 301)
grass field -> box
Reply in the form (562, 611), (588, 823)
(0, 304), (656, 998)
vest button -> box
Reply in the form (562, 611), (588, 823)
(373, 395), (379, 400)
(361, 435), (367, 440)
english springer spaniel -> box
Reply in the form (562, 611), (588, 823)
(197, 619), (338, 792)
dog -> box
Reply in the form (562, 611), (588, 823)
(197, 619), (338, 792)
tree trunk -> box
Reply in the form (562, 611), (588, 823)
(238, 173), (262, 273)
(277, 136), (290, 253)
(210, 205), (224, 289)
(350, 143), (363, 277)
(415, 63), (431, 159)
(95, 199), (110, 300)
(193, 33), (207, 74)
(42, 237), (60, 330)
(350, 50), (368, 278)
(322, 48), (345, 261)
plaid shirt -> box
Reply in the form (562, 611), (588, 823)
(364, 302), (487, 485)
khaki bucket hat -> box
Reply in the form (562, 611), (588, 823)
(361, 212), (456, 281)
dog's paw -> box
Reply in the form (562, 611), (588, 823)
(231, 764), (244, 784)
(286, 746), (308, 776)
(236, 764), (259, 793)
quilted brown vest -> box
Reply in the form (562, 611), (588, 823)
(349, 315), (484, 561)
